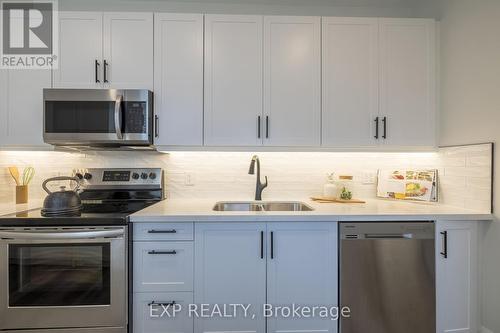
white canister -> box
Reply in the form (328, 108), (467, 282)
(323, 173), (338, 199)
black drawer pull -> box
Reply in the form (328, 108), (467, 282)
(148, 250), (177, 255)
(260, 231), (264, 259)
(440, 231), (448, 259)
(95, 60), (100, 83)
(382, 116), (387, 139)
(104, 60), (109, 83)
(270, 231), (274, 259)
(148, 229), (177, 234)
(148, 301), (176, 307)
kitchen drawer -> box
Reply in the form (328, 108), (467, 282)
(133, 223), (194, 241)
(133, 292), (193, 333)
(133, 241), (194, 292)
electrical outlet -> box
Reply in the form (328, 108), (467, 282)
(184, 173), (195, 186)
(362, 172), (377, 185)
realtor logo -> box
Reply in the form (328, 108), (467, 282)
(1, 0), (58, 69)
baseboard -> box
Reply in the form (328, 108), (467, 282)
(482, 326), (494, 333)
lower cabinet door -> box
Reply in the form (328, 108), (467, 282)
(133, 292), (193, 333)
(194, 223), (267, 333)
(266, 222), (338, 333)
(436, 221), (479, 333)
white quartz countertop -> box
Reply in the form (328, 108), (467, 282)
(130, 198), (493, 222)
(0, 199), (44, 217)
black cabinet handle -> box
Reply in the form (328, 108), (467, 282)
(148, 250), (177, 255)
(95, 60), (100, 83)
(155, 115), (159, 138)
(258, 116), (261, 139)
(382, 117), (387, 139)
(266, 116), (269, 139)
(148, 301), (176, 307)
(260, 231), (264, 259)
(374, 117), (379, 139)
(440, 231), (448, 258)
(148, 229), (177, 234)
(270, 231), (274, 259)
(104, 60), (109, 83)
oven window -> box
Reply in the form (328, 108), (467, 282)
(9, 243), (111, 307)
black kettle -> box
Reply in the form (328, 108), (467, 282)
(41, 176), (82, 217)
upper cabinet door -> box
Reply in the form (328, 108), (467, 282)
(379, 18), (436, 147)
(322, 17), (379, 147)
(204, 15), (263, 146)
(436, 221), (479, 333)
(154, 13), (203, 146)
(54, 12), (103, 88)
(263, 16), (321, 147)
(0, 70), (8, 143)
(3, 70), (51, 147)
(267, 222), (338, 333)
(103, 12), (154, 89)
(195, 223), (266, 333)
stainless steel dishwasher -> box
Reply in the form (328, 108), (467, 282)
(340, 222), (435, 333)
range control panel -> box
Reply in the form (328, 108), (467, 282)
(73, 168), (163, 187)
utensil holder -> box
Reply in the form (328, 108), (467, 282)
(16, 185), (28, 204)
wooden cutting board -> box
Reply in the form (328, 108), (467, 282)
(311, 196), (366, 204)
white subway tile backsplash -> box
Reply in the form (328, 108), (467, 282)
(0, 143), (493, 214)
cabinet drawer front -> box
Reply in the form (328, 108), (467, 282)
(133, 292), (193, 333)
(133, 223), (194, 241)
(134, 242), (194, 292)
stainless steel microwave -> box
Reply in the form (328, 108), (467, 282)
(43, 89), (153, 147)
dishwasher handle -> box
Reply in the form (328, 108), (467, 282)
(364, 233), (414, 239)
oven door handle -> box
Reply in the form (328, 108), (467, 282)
(0, 229), (124, 240)
(114, 94), (123, 140)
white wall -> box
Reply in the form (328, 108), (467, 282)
(57, 0), (421, 17)
(439, 0), (500, 331)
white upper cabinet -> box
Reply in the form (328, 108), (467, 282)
(322, 17), (379, 147)
(103, 12), (153, 89)
(204, 15), (263, 146)
(154, 13), (203, 146)
(436, 221), (479, 333)
(53, 12), (103, 88)
(0, 70), (51, 147)
(54, 12), (153, 90)
(267, 223), (338, 333)
(0, 70), (8, 143)
(263, 16), (321, 147)
(379, 18), (436, 147)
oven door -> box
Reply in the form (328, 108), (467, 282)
(43, 89), (153, 146)
(0, 227), (127, 331)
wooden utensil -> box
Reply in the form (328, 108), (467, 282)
(22, 167), (35, 186)
(311, 196), (366, 204)
(8, 166), (20, 186)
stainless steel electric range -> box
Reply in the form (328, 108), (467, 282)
(0, 168), (164, 333)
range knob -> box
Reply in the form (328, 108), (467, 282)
(132, 172), (140, 180)
(149, 172), (157, 180)
(75, 173), (83, 180)
(84, 173), (92, 180)
(140, 173), (148, 180)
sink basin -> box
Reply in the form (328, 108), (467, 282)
(213, 201), (314, 212)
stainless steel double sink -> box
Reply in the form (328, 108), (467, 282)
(213, 201), (314, 212)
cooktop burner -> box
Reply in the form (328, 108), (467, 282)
(0, 168), (164, 227)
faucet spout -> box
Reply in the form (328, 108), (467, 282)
(248, 155), (268, 201)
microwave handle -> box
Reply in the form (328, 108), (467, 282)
(0, 229), (124, 240)
(114, 95), (123, 140)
